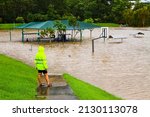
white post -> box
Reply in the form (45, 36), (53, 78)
(90, 29), (93, 40)
(101, 27), (109, 38)
(101, 27), (109, 42)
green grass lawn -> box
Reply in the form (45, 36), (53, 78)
(0, 23), (23, 30)
(0, 54), (37, 100)
(95, 23), (120, 27)
(63, 73), (122, 100)
(0, 23), (119, 29)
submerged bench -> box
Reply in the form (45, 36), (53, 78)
(108, 35), (127, 42)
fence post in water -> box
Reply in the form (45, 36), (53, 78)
(90, 29), (93, 40)
(92, 40), (94, 53)
(9, 30), (11, 41)
(104, 29), (106, 42)
(22, 29), (24, 42)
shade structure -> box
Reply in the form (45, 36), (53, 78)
(16, 20), (100, 30)
(16, 20), (100, 42)
(16, 21), (54, 29)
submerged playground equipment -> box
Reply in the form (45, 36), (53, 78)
(92, 27), (127, 53)
(92, 27), (109, 53)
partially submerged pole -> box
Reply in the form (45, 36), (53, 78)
(90, 29), (93, 40)
(9, 29), (12, 41)
(22, 29), (24, 42)
(80, 30), (82, 41)
(92, 40), (94, 53)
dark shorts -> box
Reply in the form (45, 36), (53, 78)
(38, 70), (47, 74)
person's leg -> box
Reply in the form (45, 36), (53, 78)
(38, 73), (42, 85)
(44, 73), (51, 86)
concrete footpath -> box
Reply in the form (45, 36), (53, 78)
(36, 75), (77, 100)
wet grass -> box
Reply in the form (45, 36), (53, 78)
(0, 54), (37, 100)
(95, 23), (120, 27)
(0, 23), (23, 29)
(63, 73), (122, 100)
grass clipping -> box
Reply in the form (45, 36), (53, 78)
(63, 73), (122, 100)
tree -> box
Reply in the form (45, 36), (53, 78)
(47, 4), (60, 20)
(0, 17), (2, 23)
(123, 9), (133, 26)
(84, 18), (94, 23)
(111, 0), (131, 23)
(40, 28), (55, 38)
(15, 16), (24, 23)
(54, 20), (66, 35)
(68, 15), (79, 40)
(138, 6), (149, 27)
(53, 20), (67, 41)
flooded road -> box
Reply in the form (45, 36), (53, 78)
(0, 27), (150, 99)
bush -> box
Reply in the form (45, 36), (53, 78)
(27, 13), (48, 22)
(84, 18), (94, 23)
(15, 17), (24, 23)
(34, 13), (48, 21)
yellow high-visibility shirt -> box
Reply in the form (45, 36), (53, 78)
(35, 46), (48, 70)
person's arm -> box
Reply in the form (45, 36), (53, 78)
(43, 58), (48, 69)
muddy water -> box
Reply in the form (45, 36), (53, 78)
(0, 27), (150, 99)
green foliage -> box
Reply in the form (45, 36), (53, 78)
(27, 13), (34, 22)
(68, 15), (79, 40)
(27, 13), (48, 22)
(111, 0), (131, 23)
(47, 4), (60, 20)
(47, 28), (55, 37)
(0, 17), (2, 23)
(54, 20), (66, 34)
(61, 13), (74, 20)
(15, 17), (24, 23)
(63, 73), (122, 100)
(68, 15), (79, 27)
(0, 54), (37, 100)
(123, 4), (150, 27)
(84, 18), (94, 23)
(1, 0), (150, 26)
(33, 13), (48, 22)
(40, 28), (55, 38)
(123, 9), (133, 26)
(40, 30), (48, 38)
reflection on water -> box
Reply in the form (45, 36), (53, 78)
(37, 84), (49, 96)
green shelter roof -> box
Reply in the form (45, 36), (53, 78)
(16, 20), (100, 30)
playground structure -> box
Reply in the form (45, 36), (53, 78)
(92, 27), (109, 53)
(92, 27), (127, 52)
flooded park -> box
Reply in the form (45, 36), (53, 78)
(0, 27), (150, 99)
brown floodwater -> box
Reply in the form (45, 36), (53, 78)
(0, 27), (150, 99)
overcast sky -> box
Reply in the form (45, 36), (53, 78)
(141, 0), (150, 2)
